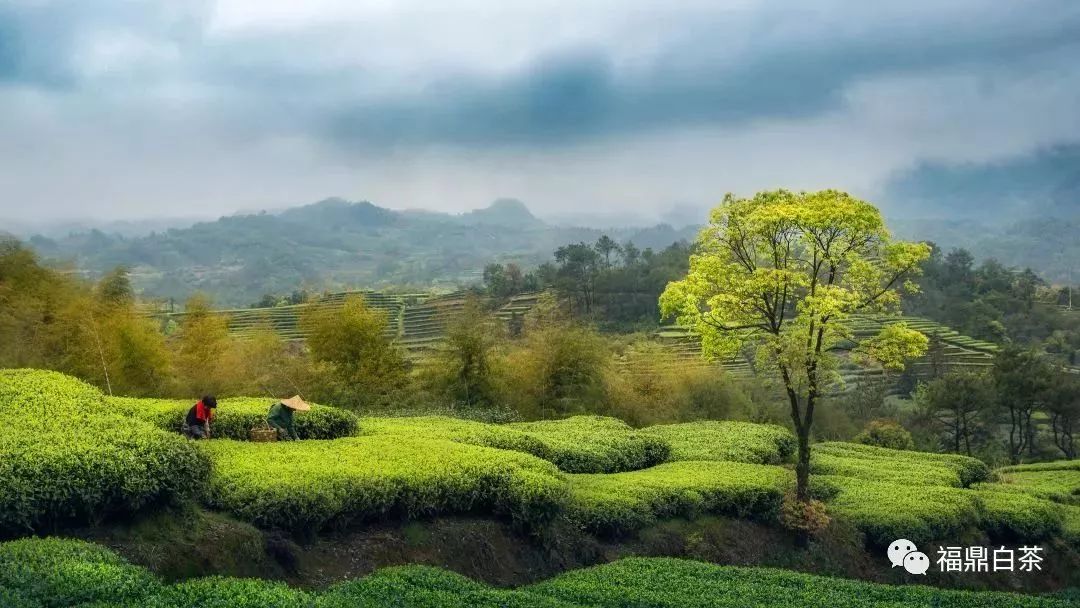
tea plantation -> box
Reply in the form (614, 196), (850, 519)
(3, 369), (1080, 605)
(1, 538), (1072, 608)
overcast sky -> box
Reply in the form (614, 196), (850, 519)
(1, 0), (1078, 223)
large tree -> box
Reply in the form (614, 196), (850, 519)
(660, 189), (929, 505)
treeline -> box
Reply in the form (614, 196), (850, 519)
(907, 244), (1080, 365)
(0, 238), (755, 426)
(909, 346), (1080, 463)
(482, 236), (691, 331)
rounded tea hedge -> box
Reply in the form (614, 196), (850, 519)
(0, 370), (209, 533)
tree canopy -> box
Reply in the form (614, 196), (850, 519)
(660, 189), (930, 504)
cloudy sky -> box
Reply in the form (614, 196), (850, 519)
(1, 0), (1078, 223)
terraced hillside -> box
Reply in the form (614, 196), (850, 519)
(652, 314), (999, 389)
(399, 292), (544, 357)
(160, 290), (429, 341)
(160, 290), (545, 357)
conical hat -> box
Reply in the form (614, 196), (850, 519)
(281, 395), (311, 411)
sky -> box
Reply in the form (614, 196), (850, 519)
(1, 0), (1078, 223)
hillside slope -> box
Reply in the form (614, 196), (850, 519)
(26, 199), (696, 305)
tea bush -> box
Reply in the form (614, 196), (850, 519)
(201, 436), (568, 532)
(359, 415), (548, 457)
(5, 539), (1064, 608)
(566, 461), (790, 534)
(0, 537), (162, 607)
(0, 370), (209, 533)
(0, 369), (105, 422)
(811, 451), (964, 487)
(991, 466), (1080, 505)
(317, 566), (571, 608)
(813, 442), (990, 487)
(972, 489), (1064, 541)
(362, 415), (669, 473)
(821, 475), (982, 545)
(506, 416), (670, 473)
(150, 577), (314, 608)
(640, 420), (796, 464)
(997, 459), (1080, 473)
(528, 557), (1073, 608)
(109, 397), (360, 440)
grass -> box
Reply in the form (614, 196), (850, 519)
(2, 539), (1071, 608)
(639, 420), (795, 465)
(109, 397), (361, 441)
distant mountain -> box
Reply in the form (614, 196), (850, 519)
(883, 144), (1080, 220)
(458, 198), (543, 227)
(26, 199), (696, 305)
(881, 144), (1080, 282)
(3, 215), (216, 239)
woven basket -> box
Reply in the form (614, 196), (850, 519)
(249, 426), (278, 442)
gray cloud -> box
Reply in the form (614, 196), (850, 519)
(0, 1), (1079, 221)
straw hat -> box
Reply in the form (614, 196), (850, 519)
(281, 395), (311, 411)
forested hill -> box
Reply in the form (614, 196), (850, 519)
(883, 143), (1080, 283)
(23, 198), (697, 306)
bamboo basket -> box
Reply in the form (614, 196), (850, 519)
(249, 422), (278, 442)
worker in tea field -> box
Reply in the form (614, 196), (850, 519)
(183, 395), (217, 439)
(267, 395), (309, 440)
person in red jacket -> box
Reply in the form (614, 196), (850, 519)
(183, 396), (217, 439)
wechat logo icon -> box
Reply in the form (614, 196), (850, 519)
(889, 539), (929, 575)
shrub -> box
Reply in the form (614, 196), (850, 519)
(821, 475), (981, 545)
(990, 468), (1080, 505)
(972, 489), (1064, 541)
(317, 566), (569, 608)
(640, 420), (796, 464)
(0, 370), (209, 533)
(1062, 505), (1080, 545)
(507, 416), (669, 473)
(0, 368), (105, 423)
(0, 537), (161, 608)
(362, 415), (668, 473)
(810, 451), (963, 487)
(528, 557), (1073, 608)
(813, 442), (990, 487)
(360, 415), (548, 457)
(566, 461), (790, 534)
(997, 459), (1080, 473)
(854, 419), (914, 451)
(201, 436), (568, 532)
(2, 539), (1070, 608)
(779, 494), (830, 536)
(151, 577), (313, 608)
(109, 397), (360, 440)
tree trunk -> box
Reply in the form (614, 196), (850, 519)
(795, 427), (811, 502)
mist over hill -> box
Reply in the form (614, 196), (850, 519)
(883, 144), (1080, 221)
(881, 144), (1080, 283)
(23, 198), (696, 305)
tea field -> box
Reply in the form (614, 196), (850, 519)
(3, 538), (1072, 608)
(3, 368), (1080, 605)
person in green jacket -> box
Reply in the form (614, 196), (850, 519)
(267, 395), (310, 440)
